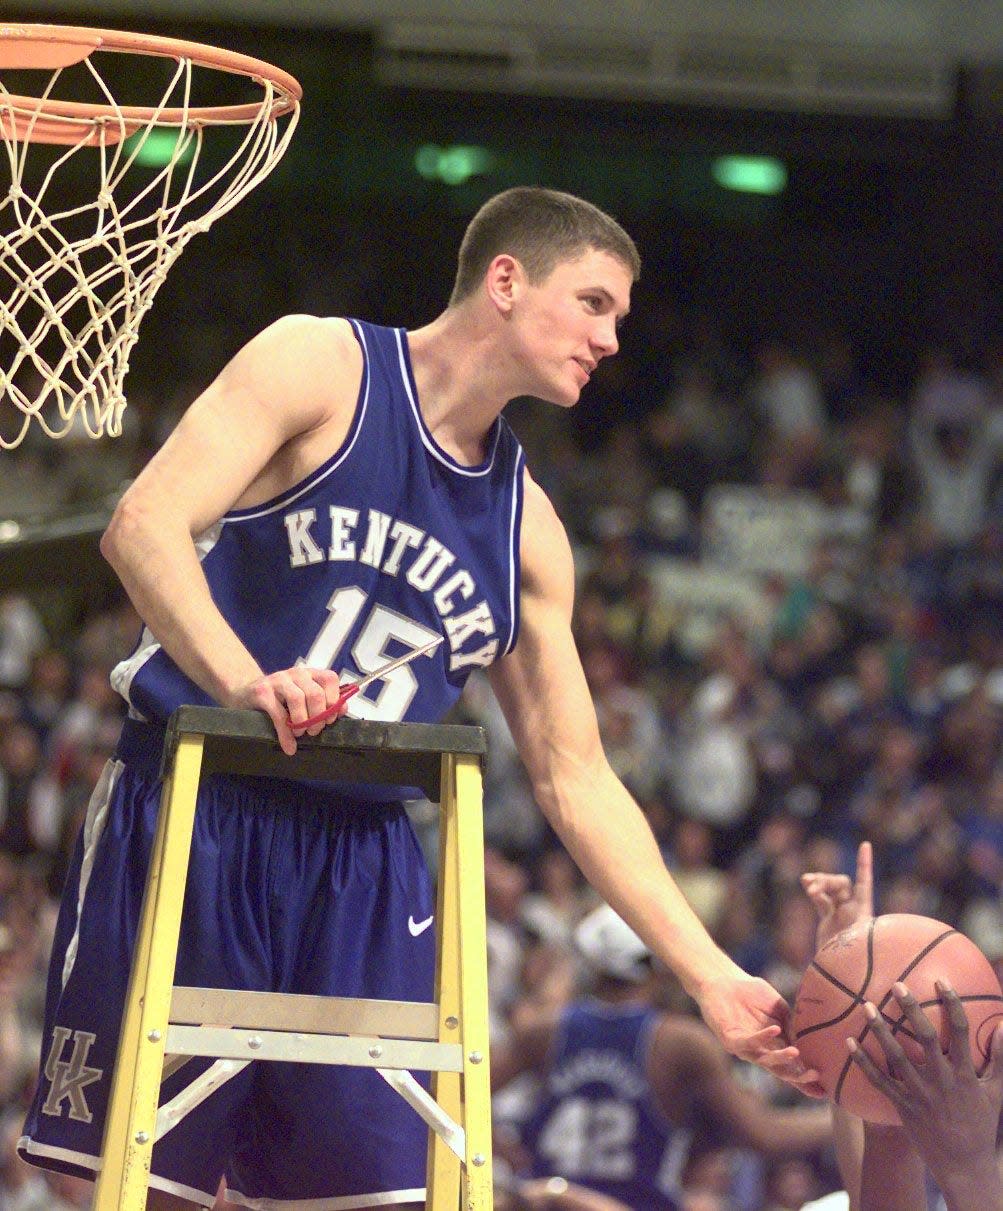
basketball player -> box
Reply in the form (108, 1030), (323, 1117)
(20, 187), (815, 1210)
(801, 843), (1003, 1211)
(495, 902), (832, 1210)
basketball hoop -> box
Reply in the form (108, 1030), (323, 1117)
(0, 24), (302, 449)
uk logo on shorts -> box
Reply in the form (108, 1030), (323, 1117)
(41, 1026), (103, 1123)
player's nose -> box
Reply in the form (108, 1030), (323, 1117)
(591, 317), (619, 358)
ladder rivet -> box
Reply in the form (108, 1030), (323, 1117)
(135, 1131), (150, 1144)
(445, 1016), (459, 1029)
(147, 1030), (161, 1042)
(369, 1044), (383, 1059)
(472, 1153), (485, 1166)
(469, 1051), (483, 1064)
(248, 1036), (262, 1050)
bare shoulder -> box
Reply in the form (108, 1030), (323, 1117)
(210, 314), (360, 439)
(520, 469), (575, 616)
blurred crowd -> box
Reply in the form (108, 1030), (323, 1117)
(0, 311), (1000, 1209)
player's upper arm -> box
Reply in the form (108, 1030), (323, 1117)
(113, 314), (361, 536)
(650, 1015), (818, 1152)
(487, 473), (607, 812)
(650, 1017), (757, 1130)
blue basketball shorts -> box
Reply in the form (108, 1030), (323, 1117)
(19, 719), (437, 1208)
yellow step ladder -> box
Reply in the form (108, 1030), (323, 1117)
(92, 705), (493, 1210)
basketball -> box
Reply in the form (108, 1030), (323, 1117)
(792, 913), (1003, 1123)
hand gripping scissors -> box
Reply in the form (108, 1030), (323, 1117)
(291, 635), (444, 732)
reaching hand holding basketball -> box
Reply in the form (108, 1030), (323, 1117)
(695, 967), (822, 1093)
(848, 983), (1003, 1211)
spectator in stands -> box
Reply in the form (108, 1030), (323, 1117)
(908, 350), (997, 549)
(0, 597), (46, 695)
(0, 723), (55, 861)
(749, 342), (828, 488)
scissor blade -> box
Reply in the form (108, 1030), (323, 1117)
(351, 635), (444, 693)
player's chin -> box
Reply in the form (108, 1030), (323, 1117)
(549, 379), (584, 408)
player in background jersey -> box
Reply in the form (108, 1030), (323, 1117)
(493, 902), (832, 1210)
(22, 187), (818, 1210)
(800, 842), (1003, 1211)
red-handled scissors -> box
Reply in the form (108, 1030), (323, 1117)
(290, 635), (444, 732)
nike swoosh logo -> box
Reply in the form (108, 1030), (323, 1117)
(408, 914), (434, 937)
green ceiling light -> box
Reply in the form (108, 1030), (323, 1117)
(413, 143), (493, 185)
(414, 143), (442, 179)
(125, 128), (196, 169)
(712, 155), (788, 195)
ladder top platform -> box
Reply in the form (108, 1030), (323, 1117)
(162, 705), (487, 800)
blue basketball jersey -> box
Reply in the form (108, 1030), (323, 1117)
(111, 318), (526, 726)
(521, 1001), (687, 1211)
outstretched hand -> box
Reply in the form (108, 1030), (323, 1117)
(696, 968), (823, 1095)
(801, 839), (874, 953)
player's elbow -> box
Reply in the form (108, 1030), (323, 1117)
(101, 489), (157, 575)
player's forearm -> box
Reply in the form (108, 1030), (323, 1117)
(746, 1103), (833, 1155)
(830, 1107), (864, 1210)
(860, 1124), (927, 1211)
(536, 757), (735, 995)
(934, 1162), (1003, 1211)
(101, 499), (263, 704)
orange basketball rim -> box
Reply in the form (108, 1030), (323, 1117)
(0, 24), (302, 448)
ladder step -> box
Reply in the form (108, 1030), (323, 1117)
(171, 986), (440, 1039)
(166, 1024), (464, 1071)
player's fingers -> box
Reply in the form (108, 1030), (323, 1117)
(740, 1022), (783, 1048)
(855, 841), (874, 917)
(287, 668), (349, 734)
(274, 672), (310, 732)
(248, 683), (298, 756)
(312, 668), (345, 712)
(313, 667), (342, 689)
(985, 1019), (1003, 1090)
(771, 994), (792, 1034)
(799, 1079), (828, 1099)
(755, 1042), (822, 1090)
(300, 680), (331, 736)
(863, 1001), (921, 1089)
(271, 709), (298, 756)
(862, 1002), (902, 1066)
(889, 983), (945, 1069)
(847, 1036), (896, 1100)
(802, 874), (851, 899)
(932, 980), (974, 1071)
(805, 890), (835, 921)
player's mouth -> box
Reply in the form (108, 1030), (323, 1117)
(573, 358), (595, 383)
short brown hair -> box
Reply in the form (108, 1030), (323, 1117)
(449, 186), (640, 305)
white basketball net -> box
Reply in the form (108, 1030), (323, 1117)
(0, 39), (300, 449)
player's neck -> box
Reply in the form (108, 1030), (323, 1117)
(407, 307), (516, 463)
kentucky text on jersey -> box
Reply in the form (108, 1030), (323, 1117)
(283, 505), (498, 671)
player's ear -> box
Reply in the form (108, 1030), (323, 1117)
(484, 254), (522, 314)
